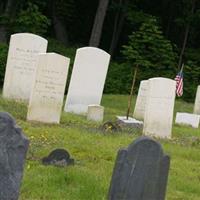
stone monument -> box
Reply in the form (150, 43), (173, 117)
(27, 53), (70, 123)
(3, 33), (47, 101)
(64, 47), (110, 114)
(0, 112), (29, 200)
(108, 136), (170, 200)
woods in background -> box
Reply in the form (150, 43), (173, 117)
(0, 0), (200, 101)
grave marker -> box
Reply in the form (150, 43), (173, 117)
(27, 53), (70, 123)
(0, 112), (29, 200)
(3, 33), (47, 101)
(143, 78), (176, 138)
(108, 136), (170, 200)
(194, 85), (200, 115)
(64, 47), (110, 114)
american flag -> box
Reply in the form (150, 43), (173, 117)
(175, 67), (183, 97)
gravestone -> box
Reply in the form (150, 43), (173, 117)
(194, 85), (200, 115)
(108, 136), (170, 200)
(87, 104), (104, 122)
(3, 33), (47, 101)
(175, 112), (200, 128)
(143, 78), (176, 138)
(64, 47), (110, 114)
(133, 80), (149, 120)
(0, 112), (29, 200)
(27, 53), (70, 123)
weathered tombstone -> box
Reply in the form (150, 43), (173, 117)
(87, 104), (104, 122)
(143, 78), (176, 138)
(133, 80), (149, 120)
(0, 112), (29, 200)
(194, 85), (200, 115)
(64, 47), (110, 114)
(27, 53), (70, 123)
(108, 136), (170, 200)
(3, 33), (47, 101)
(175, 112), (200, 128)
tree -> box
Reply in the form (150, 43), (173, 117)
(89, 0), (109, 47)
(122, 17), (177, 118)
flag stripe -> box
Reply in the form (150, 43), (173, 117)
(175, 71), (183, 97)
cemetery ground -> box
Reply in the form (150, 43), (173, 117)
(0, 94), (200, 200)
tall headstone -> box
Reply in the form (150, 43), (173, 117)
(143, 78), (176, 138)
(3, 33), (47, 101)
(27, 53), (70, 123)
(108, 136), (170, 200)
(133, 80), (149, 120)
(0, 112), (29, 200)
(194, 85), (200, 115)
(64, 47), (110, 114)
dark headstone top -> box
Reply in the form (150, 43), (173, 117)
(108, 136), (170, 200)
(0, 112), (29, 200)
(42, 148), (74, 167)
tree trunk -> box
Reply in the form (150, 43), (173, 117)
(52, 1), (68, 46)
(178, 0), (196, 69)
(89, 0), (109, 47)
(109, 0), (126, 56)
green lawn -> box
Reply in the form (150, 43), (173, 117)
(0, 94), (200, 200)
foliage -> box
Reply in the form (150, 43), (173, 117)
(122, 17), (178, 70)
(0, 43), (8, 85)
(12, 2), (50, 36)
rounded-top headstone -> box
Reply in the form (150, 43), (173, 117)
(3, 33), (48, 101)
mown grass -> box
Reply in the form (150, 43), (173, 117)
(0, 94), (200, 200)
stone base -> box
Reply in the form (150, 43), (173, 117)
(117, 116), (143, 129)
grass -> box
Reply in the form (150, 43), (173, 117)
(0, 94), (200, 200)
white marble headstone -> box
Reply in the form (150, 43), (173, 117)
(133, 80), (149, 120)
(143, 77), (176, 139)
(3, 33), (47, 101)
(175, 112), (200, 128)
(27, 53), (70, 123)
(64, 47), (110, 114)
(194, 85), (200, 115)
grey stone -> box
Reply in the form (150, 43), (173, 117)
(0, 112), (29, 200)
(108, 136), (170, 200)
(42, 149), (74, 167)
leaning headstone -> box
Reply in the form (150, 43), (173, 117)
(175, 112), (200, 128)
(3, 33), (47, 101)
(0, 112), (29, 200)
(108, 136), (170, 200)
(64, 47), (110, 114)
(87, 104), (104, 122)
(27, 53), (70, 123)
(133, 80), (149, 120)
(143, 78), (176, 139)
(194, 85), (200, 115)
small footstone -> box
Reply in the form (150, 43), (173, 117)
(42, 149), (74, 167)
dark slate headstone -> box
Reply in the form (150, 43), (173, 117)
(0, 112), (29, 200)
(42, 148), (74, 167)
(108, 136), (170, 200)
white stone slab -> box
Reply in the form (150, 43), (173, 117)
(3, 33), (47, 101)
(175, 112), (200, 128)
(87, 104), (104, 122)
(133, 80), (149, 120)
(64, 47), (110, 114)
(117, 116), (143, 129)
(27, 53), (70, 123)
(143, 77), (176, 139)
(194, 85), (200, 115)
